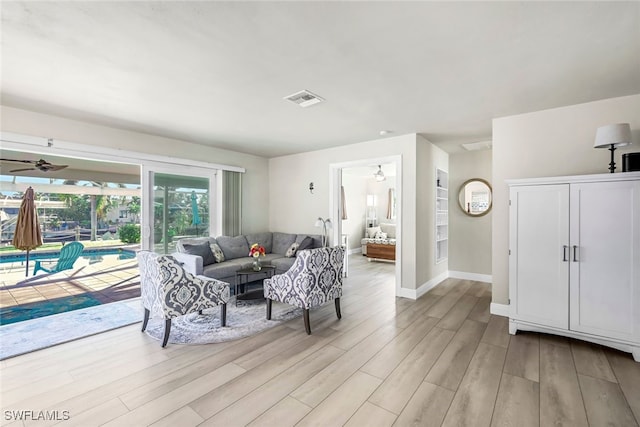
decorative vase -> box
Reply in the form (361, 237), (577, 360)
(252, 257), (262, 271)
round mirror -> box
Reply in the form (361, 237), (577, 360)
(458, 178), (492, 217)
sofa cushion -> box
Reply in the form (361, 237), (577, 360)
(297, 236), (314, 252)
(245, 232), (273, 253)
(285, 242), (299, 257)
(216, 235), (250, 260)
(176, 236), (217, 253)
(296, 234), (322, 249)
(272, 232), (297, 255)
(181, 242), (215, 266)
(202, 257), (248, 279)
(271, 256), (296, 274)
(380, 223), (396, 239)
(210, 243), (225, 263)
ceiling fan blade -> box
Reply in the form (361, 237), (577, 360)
(1, 158), (37, 164)
(45, 165), (68, 171)
(9, 167), (36, 173)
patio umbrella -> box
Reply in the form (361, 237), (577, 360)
(191, 191), (201, 236)
(12, 186), (43, 276)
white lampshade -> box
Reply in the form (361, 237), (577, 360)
(374, 165), (386, 182)
(594, 123), (632, 148)
(314, 217), (323, 227)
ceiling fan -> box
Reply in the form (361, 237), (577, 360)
(1, 158), (69, 173)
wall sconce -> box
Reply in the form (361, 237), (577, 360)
(309, 182), (314, 194)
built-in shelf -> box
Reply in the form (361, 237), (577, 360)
(436, 168), (448, 263)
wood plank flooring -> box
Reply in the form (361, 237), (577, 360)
(1, 254), (639, 426)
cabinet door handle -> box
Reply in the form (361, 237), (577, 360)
(562, 245), (568, 262)
(572, 245), (579, 262)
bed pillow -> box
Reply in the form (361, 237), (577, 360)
(182, 242), (216, 266)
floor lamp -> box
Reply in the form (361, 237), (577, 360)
(315, 217), (332, 247)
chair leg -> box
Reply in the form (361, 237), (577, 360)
(141, 308), (150, 332)
(220, 304), (227, 327)
(266, 298), (272, 320)
(335, 298), (342, 320)
(162, 319), (171, 348)
(303, 309), (311, 335)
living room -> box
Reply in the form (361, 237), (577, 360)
(1, 1), (639, 425)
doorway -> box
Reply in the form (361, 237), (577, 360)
(330, 156), (402, 296)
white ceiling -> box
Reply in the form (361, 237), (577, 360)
(1, 1), (639, 158)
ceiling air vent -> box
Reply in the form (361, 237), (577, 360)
(283, 90), (325, 108)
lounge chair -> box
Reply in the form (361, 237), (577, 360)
(137, 251), (230, 347)
(264, 246), (345, 334)
(33, 241), (85, 275)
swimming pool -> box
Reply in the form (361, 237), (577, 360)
(0, 247), (136, 264)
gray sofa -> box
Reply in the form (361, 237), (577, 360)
(171, 232), (322, 284)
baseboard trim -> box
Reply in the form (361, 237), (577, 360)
(398, 272), (448, 300)
(348, 248), (362, 255)
(490, 303), (510, 318)
(448, 270), (492, 283)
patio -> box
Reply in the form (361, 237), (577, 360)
(0, 247), (140, 324)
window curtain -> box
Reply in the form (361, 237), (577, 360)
(222, 171), (242, 236)
(341, 186), (348, 220)
(386, 188), (393, 219)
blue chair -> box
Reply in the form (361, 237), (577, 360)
(33, 242), (84, 275)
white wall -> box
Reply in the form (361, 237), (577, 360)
(0, 106), (270, 234)
(340, 173), (368, 251)
(366, 175), (397, 226)
(492, 94), (640, 305)
(416, 135), (449, 286)
(449, 150), (492, 276)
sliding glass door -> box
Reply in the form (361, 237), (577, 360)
(141, 166), (216, 254)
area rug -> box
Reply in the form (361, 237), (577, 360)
(0, 299), (141, 360)
(144, 298), (303, 345)
(0, 295), (103, 326)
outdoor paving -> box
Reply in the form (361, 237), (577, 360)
(0, 254), (140, 309)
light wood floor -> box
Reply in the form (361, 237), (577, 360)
(1, 255), (639, 427)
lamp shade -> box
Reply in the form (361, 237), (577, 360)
(594, 123), (632, 148)
(374, 165), (386, 182)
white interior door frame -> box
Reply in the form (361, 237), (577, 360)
(329, 155), (402, 297)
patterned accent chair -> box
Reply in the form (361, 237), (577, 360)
(263, 246), (345, 334)
(137, 251), (230, 347)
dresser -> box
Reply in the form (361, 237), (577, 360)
(508, 172), (640, 361)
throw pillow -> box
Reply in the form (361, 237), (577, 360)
(285, 242), (300, 258)
(210, 243), (225, 263)
(182, 242), (215, 266)
(297, 236), (314, 252)
(374, 231), (388, 239)
(367, 226), (381, 238)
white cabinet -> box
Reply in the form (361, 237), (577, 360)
(509, 173), (640, 362)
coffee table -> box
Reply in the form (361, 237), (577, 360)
(235, 265), (276, 306)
